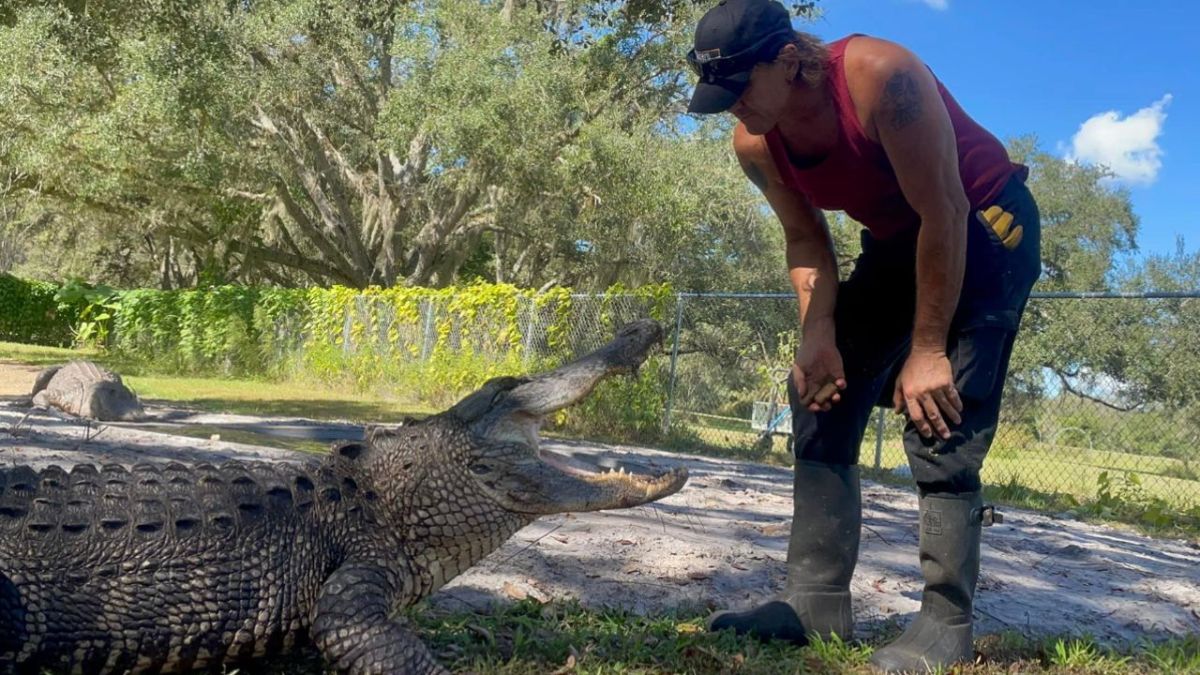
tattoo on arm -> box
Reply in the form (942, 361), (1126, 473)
(741, 160), (768, 193)
(882, 70), (921, 129)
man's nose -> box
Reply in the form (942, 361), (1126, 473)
(729, 99), (748, 117)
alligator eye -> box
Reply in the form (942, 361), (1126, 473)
(469, 463), (491, 476)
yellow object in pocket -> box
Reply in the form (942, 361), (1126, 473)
(977, 205), (1024, 250)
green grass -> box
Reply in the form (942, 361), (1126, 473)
(680, 411), (1199, 513)
(0, 340), (436, 423)
(675, 408), (1200, 539)
(416, 603), (1200, 674)
(125, 372), (438, 422)
(861, 437), (1199, 510)
(0, 340), (96, 365)
(249, 600), (1200, 674)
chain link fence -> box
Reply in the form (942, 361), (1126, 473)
(312, 290), (1200, 512)
(655, 291), (1200, 512)
(320, 292), (666, 365)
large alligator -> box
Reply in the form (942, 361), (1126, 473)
(0, 320), (686, 674)
(30, 360), (146, 421)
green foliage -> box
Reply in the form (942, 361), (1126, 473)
(53, 278), (119, 347)
(1139, 634), (1200, 673)
(405, 598), (873, 675)
(1, 0), (779, 292)
(1087, 470), (1189, 531)
(39, 280), (671, 440)
(403, 600), (1195, 675)
(985, 464), (1200, 537)
(1047, 637), (1131, 670)
(559, 366), (667, 443)
(0, 272), (80, 345)
(112, 286), (309, 375)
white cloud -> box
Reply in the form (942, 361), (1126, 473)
(918, 0), (949, 8)
(1066, 94), (1172, 185)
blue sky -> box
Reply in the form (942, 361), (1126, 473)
(802, 0), (1199, 258)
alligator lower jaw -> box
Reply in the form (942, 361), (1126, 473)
(537, 447), (689, 503)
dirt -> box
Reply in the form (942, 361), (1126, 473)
(0, 362), (41, 397)
(1, 361), (1198, 649)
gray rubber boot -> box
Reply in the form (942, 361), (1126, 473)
(707, 460), (861, 645)
(870, 492), (984, 673)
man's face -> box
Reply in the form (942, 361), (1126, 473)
(728, 49), (797, 135)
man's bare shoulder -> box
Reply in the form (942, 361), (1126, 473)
(842, 36), (930, 138)
(843, 35), (923, 81)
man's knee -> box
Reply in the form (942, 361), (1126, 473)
(901, 319), (1019, 492)
(903, 430), (992, 495)
(902, 374), (1003, 494)
(788, 371), (880, 465)
(790, 406), (865, 465)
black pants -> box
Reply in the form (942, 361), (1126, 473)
(788, 175), (1042, 495)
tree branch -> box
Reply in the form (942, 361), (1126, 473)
(269, 177), (363, 284)
(228, 239), (359, 287)
(1049, 368), (1143, 412)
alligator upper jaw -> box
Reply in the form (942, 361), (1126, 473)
(451, 319), (664, 434)
(448, 319), (688, 514)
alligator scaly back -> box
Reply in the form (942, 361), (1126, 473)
(29, 360), (146, 421)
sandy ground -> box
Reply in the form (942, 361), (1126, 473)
(2, 363), (1198, 649)
(0, 362), (42, 397)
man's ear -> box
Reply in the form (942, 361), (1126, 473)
(777, 43), (801, 82)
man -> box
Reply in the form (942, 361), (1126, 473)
(686, 0), (1041, 671)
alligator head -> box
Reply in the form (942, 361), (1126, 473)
(446, 318), (686, 514)
(85, 381), (147, 422)
(359, 319), (687, 519)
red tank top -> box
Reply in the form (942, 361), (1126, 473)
(764, 35), (1027, 241)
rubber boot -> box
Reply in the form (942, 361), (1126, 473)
(708, 460), (861, 645)
(870, 492), (984, 673)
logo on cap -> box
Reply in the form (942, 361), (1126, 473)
(694, 48), (722, 63)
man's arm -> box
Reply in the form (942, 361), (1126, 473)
(733, 126), (844, 409)
(733, 126), (837, 335)
(846, 38), (969, 437)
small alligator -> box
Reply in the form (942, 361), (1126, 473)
(30, 360), (146, 421)
(0, 320), (686, 674)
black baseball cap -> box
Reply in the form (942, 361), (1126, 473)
(687, 0), (795, 114)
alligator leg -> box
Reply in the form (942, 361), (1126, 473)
(312, 561), (449, 675)
(30, 365), (61, 397)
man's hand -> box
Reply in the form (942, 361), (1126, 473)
(892, 348), (963, 439)
(793, 320), (847, 412)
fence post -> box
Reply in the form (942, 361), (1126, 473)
(873, 406), (885, 469)
(521, 295), (536, 366)
(419, 298), (435, 361)
(661, 294), (686, 434)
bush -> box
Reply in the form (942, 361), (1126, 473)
(0, 273), (82, 346)
(4, 278), (674, 443)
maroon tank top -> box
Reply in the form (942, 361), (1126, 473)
(764, 35), (1027, 241)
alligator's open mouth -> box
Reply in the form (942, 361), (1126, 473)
(448, 319), (688, 514)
